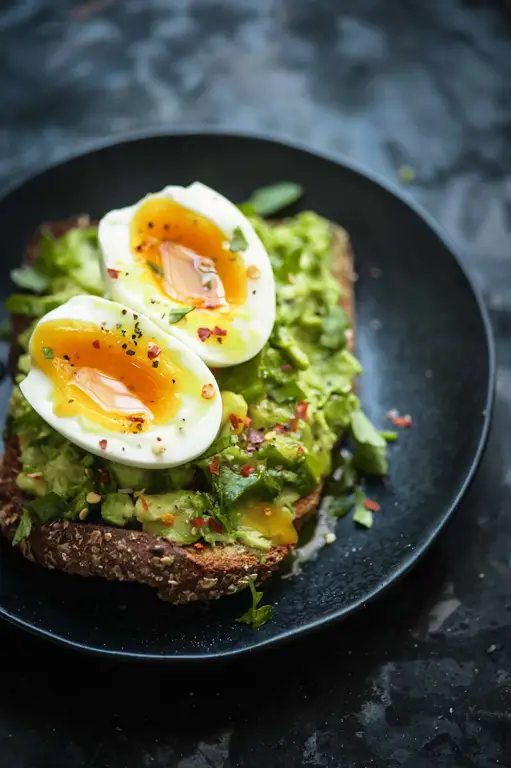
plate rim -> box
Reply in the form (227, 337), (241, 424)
(0, 129), (496, 661)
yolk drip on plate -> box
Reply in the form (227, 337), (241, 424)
(130, 197), (248, 312)
(31, 319), (194, 434)
(242, 503), (298, 546)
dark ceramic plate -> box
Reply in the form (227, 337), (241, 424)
(0, 133), (494, 661)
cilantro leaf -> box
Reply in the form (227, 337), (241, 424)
(12, 509), (32, 546)
(42, 347), (54, 359)
(215, 464), (280, 507)
(236, 578), (275, 629)
(380, 431), (398, 442)
(147, 261), (164, 278)
(350, 411), (386, 447)
(10, 266), (49, 294)
(241, 182), (304, 217)
(324, 494), (354, 518)
(229, 227), (248, 253)
(352, 487), (374, 528)
(350, 410), (388, 476)
(27, 492), (68, 523)
(168, 306), (195, 325)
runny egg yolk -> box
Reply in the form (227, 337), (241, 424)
(31, 319), (191, 434)
(242, 503), (298, 546)
(130, 197), (247, 309)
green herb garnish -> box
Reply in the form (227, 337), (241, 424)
(352, 487), (374, 529)
(236, 578), (275, 629)
(167, 306), (195, 325)
(27, 491), (68, 523)
(350, 411), (388, 476)
(10, 266), (49, 294)
(12, 509), (32, 546)
(147, 261), (164, 277)
(240, 182), (304, 217)
(42, 347), (54, 359)
(229, 227), (248, 253)
(380, 431), (398, 442)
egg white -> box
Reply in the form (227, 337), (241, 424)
(20, 296), (222, 469)
(98, 182), (276, 367)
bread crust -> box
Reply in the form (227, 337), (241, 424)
(0, 219), (354, 602)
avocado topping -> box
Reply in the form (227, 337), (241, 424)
(7, 204), (387, 549)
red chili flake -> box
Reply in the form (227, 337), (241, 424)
(212, 326), (227, 337)
(99, 439), (107, 450)
(281, 364), (292, 371)
(229, 413), (242, 430)
(289, 418), (298, 432)
(392, 415), (413, 428)
(99, 470), (110, 483)
(244, 417), (252, 428)
(191, 517), (207, 528)
(209, 518), (225, 534)
(127, 415), (145, 423)
(364, 499), (381, 512)
(194, 542), (205, 549)
(147, 342), (161, 360)
(240, 464), (255, 477)
(274, 423), (289, 434)
(92, 340), (100, 350)
(296, 401), (309, 420)
(208, 455), (220, 476)
(297, 445), (304, 455)
(140, 495), (149, 513)
(107, 268), (120, 279)
(248, 429), (264, 446)
(198, 327), (212, 342)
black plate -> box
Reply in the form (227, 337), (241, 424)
(0, 132), (494, 661)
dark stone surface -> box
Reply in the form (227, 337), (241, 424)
(0, 0), (510, 765)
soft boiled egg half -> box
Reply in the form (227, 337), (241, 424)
(98, 182), (276, 367)
(20, 295), (222, 468)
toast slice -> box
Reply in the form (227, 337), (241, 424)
(0, 220), (355, 603)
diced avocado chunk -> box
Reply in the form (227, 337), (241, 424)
(237, 528), (272, 551)
(108, 462), (153, 492)
(249, 397), (294, 431)
(135, 491), (210, 545)
(101, 493), (135, 527)
(107, 462), (194, 493)
(16, 472), (47, 497)
(234, 502), (297, 550)
(220, 391), (248, 435)
(258, 433), (302, 467)
(44, 446), (87, 499)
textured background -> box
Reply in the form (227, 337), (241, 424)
(0, 1), (510, 766)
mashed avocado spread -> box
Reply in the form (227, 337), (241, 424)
(6, 206), (387, 551)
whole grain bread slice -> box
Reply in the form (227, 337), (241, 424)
(0, 219), (355, 603)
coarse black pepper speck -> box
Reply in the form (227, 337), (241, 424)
(152, 361), (159, 368)
(122, 309), (127, 315)
(122, 344), (127, 349)
(126, 350), (136, 356)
